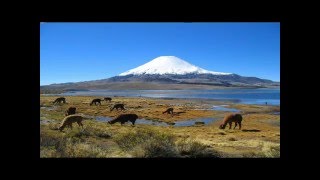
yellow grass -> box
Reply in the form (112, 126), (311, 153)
(40, 96), (280, 158)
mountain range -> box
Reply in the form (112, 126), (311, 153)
(40, 56), (279, 93)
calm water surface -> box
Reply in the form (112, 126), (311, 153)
(56, 88), (280, 105)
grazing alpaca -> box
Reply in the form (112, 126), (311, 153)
(52, 97), (66, 104)
(58, 115), (84, 131)
(65, 107), (76, 116)
(163, 108), (174, 116)
(219, 113), (243, 130)
(110, 104), (125, 111)
(90, 98), (102, 106)
(108, 114), (138, 125)
(104, 97), (112, 102)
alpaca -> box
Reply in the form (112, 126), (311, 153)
(163, 108), (174, 116)
(219, 113), (243, 130)
(110, 104), (125, 111)
(65, 107), (76, 116)
(58, 115), (84, 131)
(90, 98), (102, 106)
(104, 97), (112, 102)
(52, 97), (66, 104)
(108, 114), (138, 125)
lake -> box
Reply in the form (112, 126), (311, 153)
(57, 88), (280, 105)
(91, 115), (218, 127)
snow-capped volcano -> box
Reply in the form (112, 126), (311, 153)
(41, 56), (279, 92)
(119, 56), (232, 76)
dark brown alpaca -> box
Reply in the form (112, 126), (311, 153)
(219, 113), (243, 130)
(65, 107), (76, 116)
(90, 98), (102, 106)
(59, 115), (84, 131)
(110, 104), (125, 111)
(52, 97), (66, 104)
(163, 108), (174, 116)
(108, 114), (138, 125)
(104, 97), (112, 102)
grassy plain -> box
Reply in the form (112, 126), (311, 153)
(40, 95), (280, 158)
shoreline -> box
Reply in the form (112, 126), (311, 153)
(40, 85), (280, 95)
(41, 88), (280, 106)
(40, 95), (280, 107)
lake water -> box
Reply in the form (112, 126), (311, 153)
(92, 115), (218, 127)
(173, 118), (218, 127)
(212, 105), (241, 112)
(58, 88), (280, 105)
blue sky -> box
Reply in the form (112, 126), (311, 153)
(40, 22), (280, 85)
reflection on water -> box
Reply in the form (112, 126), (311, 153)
(174, 118), (218, 127)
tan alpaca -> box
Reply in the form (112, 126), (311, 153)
(59, 115), (84, 131)
(219, 113), (243, 130)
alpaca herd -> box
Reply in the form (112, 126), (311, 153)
(51, 97), (243, 131)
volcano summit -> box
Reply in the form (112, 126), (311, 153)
(119, 56), (232, 76)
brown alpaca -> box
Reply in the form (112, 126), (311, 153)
(110, 104), (125, 111)
(90, 98), (102, 106)
(65, 107), (76, 116)
(163, 108), (174, 116)
(219, 113), (243, 130)
(58, 115), (84, 131)
(108, 114), (138, 125)
(53, 97), (66, 104)
(104, 97), (112, 102)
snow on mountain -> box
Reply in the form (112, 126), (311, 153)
(119, 56), (232, 76)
